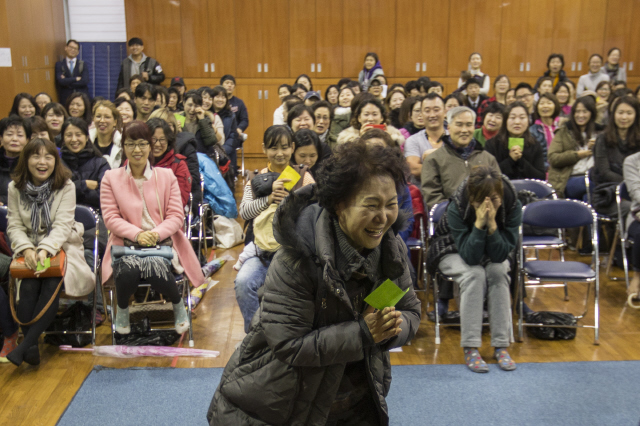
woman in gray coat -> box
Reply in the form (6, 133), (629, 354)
(207, 141), (421, 425)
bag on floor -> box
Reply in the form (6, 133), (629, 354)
(198, 153), (238, 219)
(525, 311), (577, 340)
(44, 302), (93, 347)
(213, 215), (244, 249)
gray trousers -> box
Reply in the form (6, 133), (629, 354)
(439, 254), (511, 348)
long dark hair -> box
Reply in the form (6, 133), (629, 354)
(293, 129), (323, 160)
(604, 96), (640, 150)
(61, 117), (104, 158)
(351, 96), (387, 129)
(493, 102), (536, 148)
(65, 92), (92, 124)
(399, 97), (422, 128)
(295, 74), (313, 91)
(567, 97), (597, 145)
(10, 93), (40, 118)
(12, 138), (72, 190)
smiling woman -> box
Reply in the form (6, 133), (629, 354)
(41, 103), (68, 146)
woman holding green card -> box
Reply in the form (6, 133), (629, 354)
(485, 102), (546, 180)
(209, 141), (421, 425)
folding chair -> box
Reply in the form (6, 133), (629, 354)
(406, 216), (427, 296)
(189, 176), (216, 260)
(517, 199), (600, 344)
(605, 182), (631, 288)
(0, 205), (101, 346)
(237, 146), (245, 185)
(512, 179), (569, 300)
(585, 170), (617, 249)
(427, 201), (453, 345)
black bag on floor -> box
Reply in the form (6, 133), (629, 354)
(115, 317), (181, 346)
(525, 311), (577, 340)
(44, 302), (93, 347)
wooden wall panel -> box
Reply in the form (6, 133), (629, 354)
(234, 0), (262, 77)
(525, 0), (555, 77)
(552, 0), (581, 77)
(499, 0), (528, 77)
(394, 0), (422, 77)
(447, 0), (475, 78)
(180, 0), (209, 78)
(262, 0), (290, 78)
(315, 0), (343, 78)
(208, 0), (236, 78)
(234, 84), (264, 154)
(368, 0), (396, 78)
(0, 0), (15, 113)
(422, 0), (450, 77)
(290, 0), (316, 78)
(342, 0), (368, 78)
(624, 1), (640, 77)
(51, 0), (67, 64)
(124, 0), (156, 58)
(154, 0), (183, 79)
(576, 0), (607, 75)
(473, 0), (502, 79)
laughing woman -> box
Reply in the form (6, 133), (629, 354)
(7, 138), (94, 366)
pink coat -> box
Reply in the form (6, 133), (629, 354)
(100, 166), (205, 287)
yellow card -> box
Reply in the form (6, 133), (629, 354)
(278, 166), (301, 191)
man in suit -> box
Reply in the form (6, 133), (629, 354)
(116, 37), (165, 96)
(54, 39), (89, 106)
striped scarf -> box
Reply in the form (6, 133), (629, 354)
(21, 179), (53, 244)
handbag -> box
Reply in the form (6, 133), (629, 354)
(525, 311), (577, 340)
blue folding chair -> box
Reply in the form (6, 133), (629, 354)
(517, 199), (600, 344)
(427, 201), (452, 345)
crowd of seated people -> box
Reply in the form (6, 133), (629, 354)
(2, 43), (640, 380)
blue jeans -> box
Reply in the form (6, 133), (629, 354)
(235, 255), (271, 333)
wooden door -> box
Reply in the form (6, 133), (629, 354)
(551, 0), (581, 77)
(575, 0), (607, 77)
(124, 0), (156, 59)
(234, 0), (263, 77)
(181, 0), (210, 78)
(263, 84), (283, 130)
(315, 0), (343, 78)
(473, 0), (502, 80)
(624, 1), (640, 77)
(262, 0), (290, 78)
(447, 0), (475, 78)
(394, 0), (423, 78)
(154, 0), (183, 79)
(290, 0), (317, 78)
(6, 0), (33, 70)
(525, 0), (555, 77)
(31, 0), (56, 69)
(13, 69), (31, 94)
(342, 0), (369, 78)
(31, 68), (56, 97)
(368, 0), (396, 77)
(498, 0), (528, 77)
(422, 0), (450, 77)
(208, 0), (236, 77)
(235, 85), (264, 154)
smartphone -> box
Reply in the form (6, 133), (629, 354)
(370, 124), (387, 131)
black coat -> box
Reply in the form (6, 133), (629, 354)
(0, 148), (17, 206)
(207, 185), (421, 425)
(229, 96), (249, 132)
(176, 132), (203, 206)
(217, 108), (239, 152)
(61, 145), (111, 210)
(55, 58), (90, 106)
(485, 136), (546, 180)
(116, 56), (165, 94)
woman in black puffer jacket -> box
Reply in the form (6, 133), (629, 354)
(210, 85), (239, 176)
(207, 141), (421, 426)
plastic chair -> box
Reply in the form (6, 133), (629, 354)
(517, 199), (600, 344)
(0, 205), (101, 346)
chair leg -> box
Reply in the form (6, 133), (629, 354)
(606, 229), (619, 280)
(91, 279), (98, 346)
(594, 278), (600, 345)
(560, 247), (569, 301)
(621, 240), (631, 292)
(187, 283), (194, 348)
(516, 271), (524, 343)
(109, 288), (116, 346)
(433, 275), (441, 345)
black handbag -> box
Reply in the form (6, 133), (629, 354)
(525, 311), (577, 340)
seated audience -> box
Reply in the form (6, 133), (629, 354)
(311, 100), (332, 143)
(324, 84), (339, 106)
(473, 102), (505, 146)
(156, 86), (169, 109)
(235, 125), (315, 332)
(115, 88), (132, 101)
(368, 79), (384, 100)
(10, 93), (39, 119)
(386, 88), (407, 129)
(0, 116), (31, 204)
(100, 121), (205, 335)
(41, 103), (68, 145)
(65, 92), (92, 124)
(129, 74), (143, 93)
(603, 47), (626, 83)
(444, 93), (466, 112)
(28, 116), (50, 141)
(294, 74), (313, 92)
(6, 138), (94, 366)
(167, 87), (182, 112)
(595, 80), (612, 125)
(428, 81), (444, 96)
(485, 102), (546, 180)
(529, 93), (562, 167)
(577, 54), (610, 95)
(273, 85), (293, 125)
(465, 79), (488, 118)
(60, 117), (110, 211)
(327, 87), (355, 150)
(427, 166), (520, 373)
(303, 91), (321, 107)
(622, 151), (640, 297)
(134, 83), (158, 122)
(179, 91), (224, 158)
(399, 97), (425, 140)
(535, 53), (569, 90)
(476, 75), (510, 127)
(208, 141), (420, 425)
(405, 80), (420, 97)
(554, 82), (573, 121)
(291, 83), (307, 100)
(90, 100), (123, 169)
(210, 85), (239, 175)
(292, 128), (323, 176)
(548, 97), (598, 198)
(405, 93), (446, 179)
(336, 96), (404, 146)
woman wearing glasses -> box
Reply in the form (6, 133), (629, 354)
(100, 121), (205, 335)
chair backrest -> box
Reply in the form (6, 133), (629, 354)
(0, 206), (6, 233)
(619, 181), (630, 202)
(522, 199), (594, 228)
(75, 205), (97, 229)
(428, 200), (449, 236)
(511, 179), (556, 199)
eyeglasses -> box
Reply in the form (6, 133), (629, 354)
(151, 138), (167, 145)
(124, 142), (150, 150)
(516, 94), (533, 100)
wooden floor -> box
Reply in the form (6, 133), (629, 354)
(2, 182), (640, 425)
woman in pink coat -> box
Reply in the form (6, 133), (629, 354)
(100, 120), (204, 335)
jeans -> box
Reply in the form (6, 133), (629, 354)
(439, 254), (511, 348)
(235, 254), (271, 333)
(565, 176), (588, 202)
(223, 144), (238, 177)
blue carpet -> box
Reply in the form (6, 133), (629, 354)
(57, 362), (640, 426)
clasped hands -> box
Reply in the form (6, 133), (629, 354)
(364, 306), (403, 344)
(474, 197), (499, 235)
(136, 231), (160, 247)
(23, 248), (50, 276)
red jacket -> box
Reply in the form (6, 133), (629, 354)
(155, 149), (192, 207)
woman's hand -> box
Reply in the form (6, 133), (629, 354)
(363, 306), (403, 344)
(474, 199), (489, 229)
(587, 137), (596, 150)
(509, 145), (522, 162)
(267, 179), (291, 205)
(577, 149), (593, 159)
(34, 250), (50, 275)
(195, 106), (205, 120)
(137, 231), (159, 246)
(486, 198), (500, 235)
(23, 248), (37, 271)
(85, 180), (98, 190)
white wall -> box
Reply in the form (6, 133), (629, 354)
(67, 0), (127, 42)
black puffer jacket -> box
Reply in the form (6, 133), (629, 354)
(207, 185), (421, 426)
(60, 145), (111, 211)
(175, 132), (203, 206)
(0, 148), (17, 205)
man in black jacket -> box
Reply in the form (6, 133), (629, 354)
(116, 37), (165, 95)
(221, 74), (248, 176)
(55, 40), (89, 105)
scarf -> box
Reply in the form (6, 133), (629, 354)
(444, 136), (476, 160)
(534, 119), (558, 148)
(21, 180), (53, 243)
(482, 126), (498, 142)
(363, 61), (382, 83)
(605, 63), (619, 80)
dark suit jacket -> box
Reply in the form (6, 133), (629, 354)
(55, 58), (90, 105)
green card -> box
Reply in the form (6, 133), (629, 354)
(508, 137), (524, 151)
(37, 258), (50, 271)
(364, 279), (409, 311)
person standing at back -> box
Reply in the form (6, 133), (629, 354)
(221, 75), (248, 140)
(534, 53), (569, 91)
(55, 40), (89, 106)
(116, 38), (165, 95)
(577, 54), (610, 96)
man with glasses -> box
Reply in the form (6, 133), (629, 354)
(134, 83), (158, 122)
(55, 39), (89, 105)
(514, 82), (536, 124)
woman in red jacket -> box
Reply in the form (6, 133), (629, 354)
(146, 118), (191, 207)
